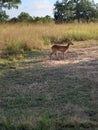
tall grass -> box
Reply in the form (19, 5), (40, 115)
(0, 23), (98, 58)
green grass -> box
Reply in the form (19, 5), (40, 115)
(0, 45), (98, 129)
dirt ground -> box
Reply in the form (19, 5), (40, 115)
(0, 45), (98, 126)
(43, 46), (98, 84)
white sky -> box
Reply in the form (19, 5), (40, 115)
(6, 0), (55, 18)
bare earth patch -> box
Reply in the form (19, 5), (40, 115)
(42, 46), (98, 67)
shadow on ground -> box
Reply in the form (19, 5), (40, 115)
(0, 47), (98, 129)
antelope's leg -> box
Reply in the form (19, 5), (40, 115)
(62, 52), (65, 60)
(63, 51), (67, 60)
(50, 51), (54, 60)
(55, 52), (58, 60)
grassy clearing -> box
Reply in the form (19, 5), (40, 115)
(0, 23), (98, 129)
(0, 23), (98, 60)
(0, 44), (98, 129)
(0, 23), (98, 50)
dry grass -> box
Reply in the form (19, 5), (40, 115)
(0, 23), (98, 129)
(0, 23), (98, 51)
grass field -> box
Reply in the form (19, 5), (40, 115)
(0, 23), (98, 50)
(0, 23), (98, 130)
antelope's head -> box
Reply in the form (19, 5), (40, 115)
(68, 41), (74, 45)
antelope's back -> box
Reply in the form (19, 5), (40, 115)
(51, 45), (62, 49)
(51, 45), (66, 51)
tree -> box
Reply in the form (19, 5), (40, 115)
(32, 16), (53, 24)
(0, 11), (9, 21)
(74, 0), (97, 22)
(54, 0), (98, 23)
(54, 0), (78, 23)
(0, 0), (21, 20)
(9, 17), (18, 23)
(18, 12), (33, 22)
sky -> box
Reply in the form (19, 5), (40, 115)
(6, 0), (98, 18)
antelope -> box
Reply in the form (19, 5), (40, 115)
(50, 41), (73, 60)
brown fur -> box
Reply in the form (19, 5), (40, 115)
(50, 41), (73, 60)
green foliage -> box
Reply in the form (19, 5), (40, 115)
(0, 0), (21, 9)
(54, 0), (98, 23)
(0, 11), (9, 22)
(0, 0), (21, 20)
(7, 14), (54, 23)
(18, 12), (33, 22)
(32, 15), (54, 24)
(9, 17), (19, 23)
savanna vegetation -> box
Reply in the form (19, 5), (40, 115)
(0, 23), (98, 57)
(0, 22), (98, 130)
(0, 0), (98, 130)
(0, 0), (98, 23)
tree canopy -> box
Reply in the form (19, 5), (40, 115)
(54, 0), (98, 23)
(0, 0), (21, 20)
(0, 0), (21, 9)
(18, 12), (33, 22)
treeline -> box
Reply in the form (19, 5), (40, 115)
(0, 0), (98, 23)
(0, 12), (54, 24)
(0, 0), (54, 24)
(10, 13), (54, 24)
